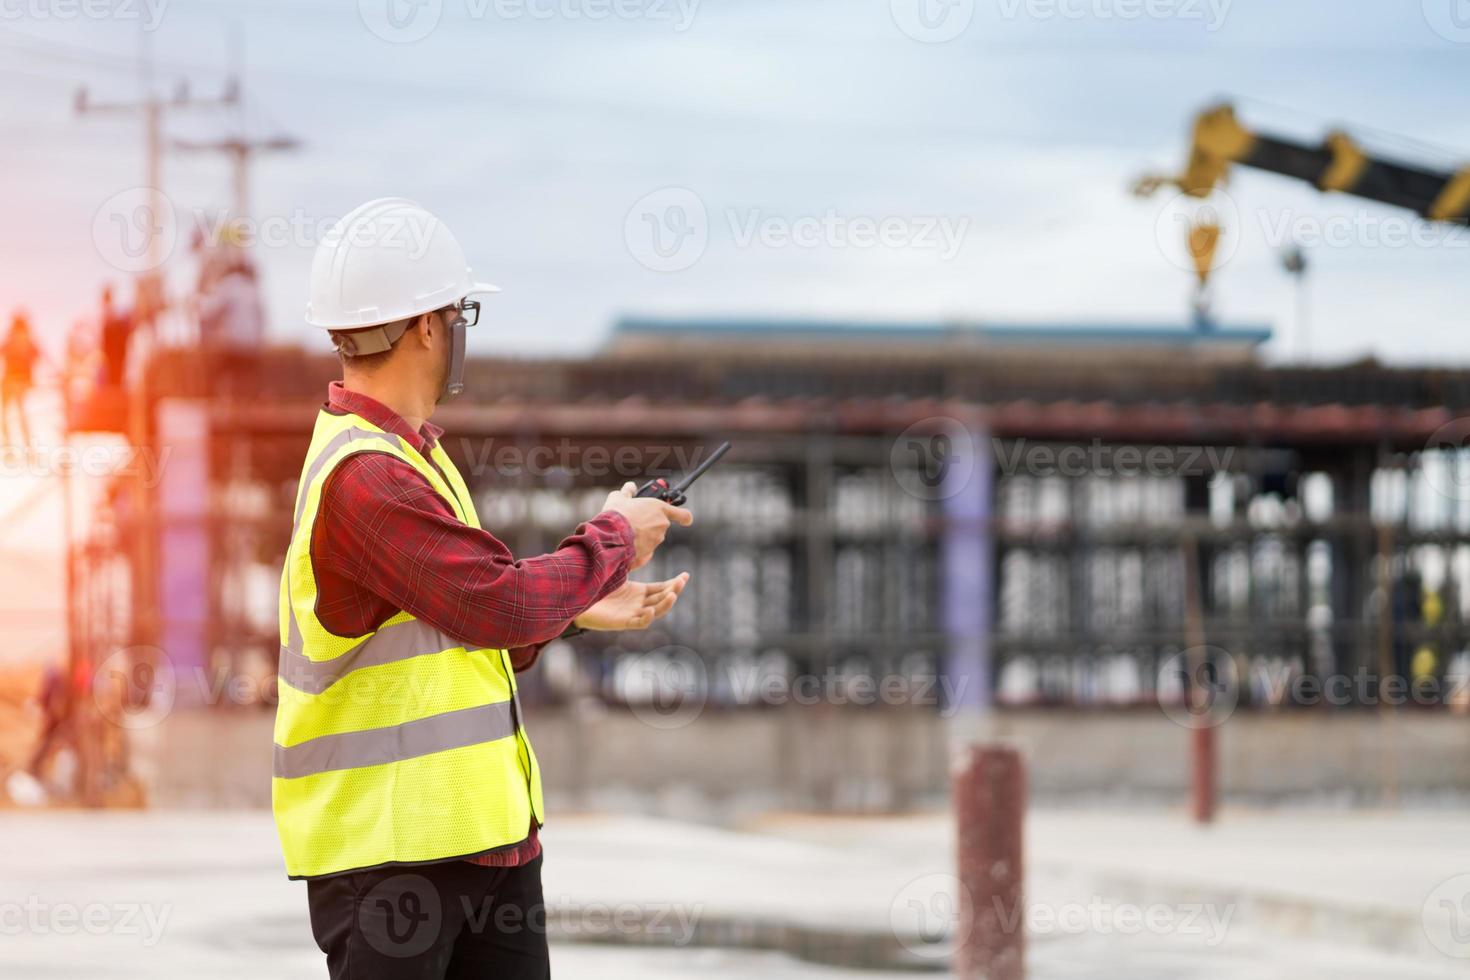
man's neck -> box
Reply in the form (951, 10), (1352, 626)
(341, 374), (432, 432)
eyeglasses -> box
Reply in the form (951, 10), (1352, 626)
(445, 298), (481, 327)
(438, 299), (479, 329)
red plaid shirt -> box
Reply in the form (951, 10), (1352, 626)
(310, 382), (634, 867)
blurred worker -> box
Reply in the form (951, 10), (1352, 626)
(1391, 566), (1423, 698)
(63, 318), (99, 407)
(277, 197), (692, 980)
(196, 221), (267, 399)
(2, 310), (38, 447)
(5, 662), (67, 807)
(24, 662), (72, 789)
(197, 241), (266, 399)
(99, 285), (134, 387)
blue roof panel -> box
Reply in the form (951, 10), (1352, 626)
(612, 316), (1272, 346)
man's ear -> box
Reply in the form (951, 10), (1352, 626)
(413, 312), (434, 348)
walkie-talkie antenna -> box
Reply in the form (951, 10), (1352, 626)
(671, 441), (731, 494)
(634, 441), (733, 506)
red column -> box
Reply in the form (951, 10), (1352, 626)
(1191, 724), (1217, 824)
(954, 745), (1025, 980)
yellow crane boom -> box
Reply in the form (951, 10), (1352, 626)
(1136, 102), (1470, 223)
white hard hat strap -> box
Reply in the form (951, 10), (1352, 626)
(437, 313), (467, 404)
(331, 319), (413, 357)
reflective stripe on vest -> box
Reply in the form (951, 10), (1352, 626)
(271, 409), (544, 880)
(273, 701), (517, 779)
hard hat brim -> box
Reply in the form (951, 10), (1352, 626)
(465, 281), (501, 296)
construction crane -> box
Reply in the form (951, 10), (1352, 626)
(1134, 102), (1470, 316)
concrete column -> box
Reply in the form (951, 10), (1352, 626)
(954, 744), (1025, 980)
(156, 399), (211, 707)
(941, 418), (993, 718)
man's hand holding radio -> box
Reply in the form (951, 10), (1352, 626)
(601, 481), (694, 570)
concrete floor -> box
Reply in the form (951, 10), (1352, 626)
(0, 808), (1466, 978)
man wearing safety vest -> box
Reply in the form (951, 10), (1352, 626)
(275, 198), (692, 978)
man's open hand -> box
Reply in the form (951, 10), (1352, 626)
(573, 573), (690, 632)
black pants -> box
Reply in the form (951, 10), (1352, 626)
(307, 856), (550, 979)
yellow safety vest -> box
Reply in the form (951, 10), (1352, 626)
(272, 408), (544, 879)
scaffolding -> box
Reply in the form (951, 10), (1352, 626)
(64, 338), (1470, 727)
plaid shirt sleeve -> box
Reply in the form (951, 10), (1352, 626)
(313, 450), (634, 656)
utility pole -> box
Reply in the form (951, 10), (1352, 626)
(167, 35), (298, 695)
(1280, 246), (1310, 362)
(72, 37), (238, 803)
(172, 134), (300, 223)
(171, 30), (299, 224)
(76, 36), (240, 278)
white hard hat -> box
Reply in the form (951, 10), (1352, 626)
(305, 197), (499, 330)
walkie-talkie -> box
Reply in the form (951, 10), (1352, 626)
(635, 441), (731, 507)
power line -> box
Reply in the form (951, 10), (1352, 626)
(0, 64), (90, 88)
(170, 29), (301, 222)
(0, 29), (980, 145)
(0, 26), (226, 80)
(1231, 94), (1470, 168)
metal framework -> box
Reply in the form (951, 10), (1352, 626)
(68, 337), (1470, 724)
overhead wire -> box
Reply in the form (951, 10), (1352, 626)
(1233, 94), (1470, 169)
(0, 23), (1143, 148)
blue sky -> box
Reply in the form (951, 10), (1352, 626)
(1, 0), (1468, 362)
